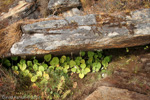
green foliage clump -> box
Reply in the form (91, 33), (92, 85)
(0, 50), (112, 99)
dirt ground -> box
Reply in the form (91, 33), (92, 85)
(67, 45), (150, 100)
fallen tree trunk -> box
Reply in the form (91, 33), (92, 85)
(2, 8), (150, 57)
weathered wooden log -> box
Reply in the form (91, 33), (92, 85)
(3, 8), (150, 57)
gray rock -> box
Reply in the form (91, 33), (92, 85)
(8, 8), (150, 56)
(126, 8), (150, 23)
(141, 58), (149, 63)
(22, 19), (68, 33)
(22, 14), (97, 33)
(85, 86), (150, 100)
(134, 23), (150, 35)
(25, 10), (41, 19)
(11, 26), (97, 55)
(65, 14), (97, 26)
(48, 0), (80, 11)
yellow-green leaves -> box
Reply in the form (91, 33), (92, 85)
(23, 69), (30, 76)
(44, 54), (52, 62)
(80, 63), (86, 69)
(50, 57), (59, 66)
(40, 78), (48, 85)
(80, 59), (85, 64)
(33, 59), (38, 64)
(84, 68), (90, 74)
(92, 62), (101, 72)
(79, 73), (84, 79)
(11, 56), (18, 61)
(37, 71), (42, 77)
(31, 75), (38, 82)
(63, 65), (69, 73)
(75, 57), (82, 66)
(102, 56), (112, 67)
(27, 61), (33, 67)
(71, 66), (79, 73)
(104, 56), (112, 62)
(78, 63), (91, 79)
(60, 55), (66, 63)
(42, 63), (48, 70)
(18, 63), (26, 71)
(62, 90), (71, 99)
(69, 60), (76, 67)
(43, 72), (50, 79)
(7, 50), (113, 100)
(80, 51), (85, 57)
(33, 64), (38, 71)
(10, 51), (112, 85)
(88, 51), (94, 58)
(57, 76), (65, 92)
(126, 48), (129, 52)
(97, 51), (103, 58)
(39, 66), (45, 71)
(3, 59), (11, 67)
(12, 66), (18, 71)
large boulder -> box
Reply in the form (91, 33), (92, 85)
(1, 8), (150, 57)
(85, 86), (150, 100)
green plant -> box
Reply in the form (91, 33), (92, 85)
(44, 54), (52, 62)
(80, 51), (85, 57)
(102, 56), (112, 67)
(0, 50), (112, 99)
(126, 48), (129, 52)
(144, 46), (149, 50)
(9, 55), (72, 99)
(50, 57), (59, 66)
(92, 62), (101, 72)
(79, 63), (90, 79)
(11, 56), (18, 61)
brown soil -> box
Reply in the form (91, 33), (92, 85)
(68, 46), (150, 100)
(81, 0), (150, 14)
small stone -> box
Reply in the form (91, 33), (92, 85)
(141, 58), (148, 62)
(146, 63), (150, 66)
(73, 82), (77, 88)
(63, 8), (82, 17)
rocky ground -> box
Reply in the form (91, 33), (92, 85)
(67, 47), (150, 100)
